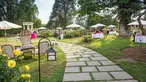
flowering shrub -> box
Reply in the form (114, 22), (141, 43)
(81, 35), (92, 42)
(13, 50), (24, 60)
(0, 49), (31, 82)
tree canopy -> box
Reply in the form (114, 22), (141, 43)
(0, 0), (39, 26)
(46, 0), (75, 29)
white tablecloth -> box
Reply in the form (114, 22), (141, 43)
(109, 31), (116, 35)
(135, 35), (146, 43)
(60, 34), (64, 39)
(92, 33), (104, 38)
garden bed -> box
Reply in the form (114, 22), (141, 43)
(122, 46), (146, 62)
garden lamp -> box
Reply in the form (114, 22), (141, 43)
(47, 46), (57, 61)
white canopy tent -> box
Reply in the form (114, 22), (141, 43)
(0, 20), (22, 38)
(107, 25), (116, 28)
(39, 27), (47, 30)
(90, 23), (106, 28)
(66, 23), (84, 29)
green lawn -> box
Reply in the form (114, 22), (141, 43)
(59, 35), (146, 82)
(0, 37), (65, 82)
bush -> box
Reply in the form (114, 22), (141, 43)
(37, 30), (53, 37)
(81, 35), (92, 42)
(0, 28), (21, 37)
(0, 49), (31, 82)
(64, 32), (74, 38)
(74, 31), (80, 37)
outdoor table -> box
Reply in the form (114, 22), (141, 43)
(92, 33), (104, 38)
(109, 31), (116, 35)
(135, 35), (146, 43)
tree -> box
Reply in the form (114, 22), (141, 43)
(77, 0), (143, 36)
(33, 18), (42, 28)
(0, 0), (38, 25)
(47, 0), (75, 29)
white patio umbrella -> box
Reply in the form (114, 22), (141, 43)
(39, 27), (47, 30)
(108, 25), (116, 28)
(90, 23), (106, 28)
(0, 20), (22, 38)
(128, 20), (146, 26)
(66, 23), (84, 29)
(56, 27), (62, 30)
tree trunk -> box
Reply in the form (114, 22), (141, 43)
(137, 11), (146, 35)
(119, 20), (130, 36)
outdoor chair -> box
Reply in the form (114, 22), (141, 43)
(38, 41), (50, 54)
(1, 44), (14, 58)
(19, 30), (35, 56)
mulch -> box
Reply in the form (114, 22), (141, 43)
(122, 46), (146, 62)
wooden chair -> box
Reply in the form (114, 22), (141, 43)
(1, 44), (14, 58)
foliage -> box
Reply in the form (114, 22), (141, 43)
(33, 18), (42, 28)
(37, 30), (53, 37)
(0, 28), (21, 37)
(46, 0), (75, 29)
(81, 35), (92, 42)
(77, 0), (144, 35)
(0, 0), (38, 25)
(0, 49), (30, 82)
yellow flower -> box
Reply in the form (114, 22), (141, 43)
(8, 60), (16, 68)
(13, 50), (21, 56)
(25, 65), (30, 71)
(0, 49), (2, 54)
(2, 54), (6, 57)
(25, 74), (31, 78)
(21, 74), (25, 78)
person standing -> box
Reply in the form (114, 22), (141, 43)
(54, 31), (58, 45)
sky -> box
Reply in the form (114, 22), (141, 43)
(35, 0), (55, 24)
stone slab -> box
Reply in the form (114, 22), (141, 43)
(66, 55), (81, 59)
(63, 73), (91, 81)
(78, 58), (90, 61)
(82, 66), (98, 72)
(98, 66), (123, 71)
(91, 53), (102, 57)
(81, 55), (91, 57)
(90, 57), (109, 61)
(92, 72), (113, 80)
(87, 61), (101, 66)
(66, 58), (78, 62)
(107, 80), (138, 82)
(110, 72), (133, 80)
(100, 61), (115, 65)
(66, 62), (86, 66)
(65, 67), (80, 72)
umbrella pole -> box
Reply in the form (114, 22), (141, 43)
(4, 28), (7, 42)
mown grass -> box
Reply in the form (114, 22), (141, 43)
(59, 35), (146, 82)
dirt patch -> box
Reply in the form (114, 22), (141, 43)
(122, 46), (146, 62)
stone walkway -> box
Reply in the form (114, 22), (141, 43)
(58, 42), (138, 82)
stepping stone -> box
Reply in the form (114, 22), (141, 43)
(107, 80), (138, 82)
(97, 66), (123, 71)
(91, 53), (102, 57)
(65, 67), (80, 72)
(100, 61), (115, 65)
(82, 66), (98, 72)
(78, 58), (90, 61)
(66, 62), (86, 66)
(81, 55), (91, 57)
(110, 72), (133, 80)
(92, 72), (113, 80)
(63, 73), (91, 81)
(66, 55), (81, 59)
(90, 57), (109, 61)
(87, 61), (101, 66)
(66, 58), (78, 62)
(65, 53), (74, 56)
